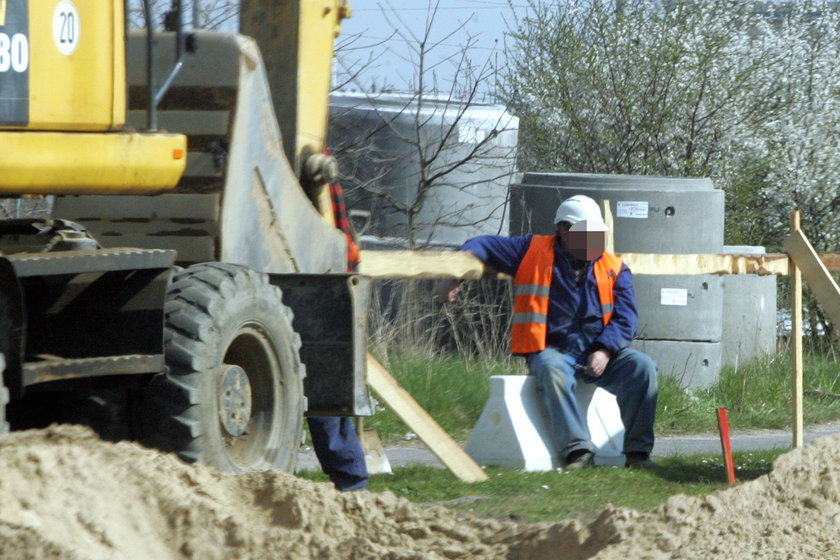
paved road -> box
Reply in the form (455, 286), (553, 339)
(651, 420), (840, 456)
(296, 420), (840, 471)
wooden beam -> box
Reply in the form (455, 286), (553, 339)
(360, 250), (493, 279)
(602, 199), (615, 254)
(787, 211), (804, 449)
(820, 253), (840, 272)
(365, 353), (489, 483)
(359, 250), (791, 278)
(791, 309), (804, 450)
(618, 252), (789, 276)
(784, 230), (840, 329)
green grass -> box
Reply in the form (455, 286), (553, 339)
(299, 450), (784, 522)
(368, 347), (840, 444)
(301, 348), (835, 524)
(658, 347), (840, 434)
(367, 353), (525, 442)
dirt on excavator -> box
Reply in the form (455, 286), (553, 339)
(0, 424), (838, 559)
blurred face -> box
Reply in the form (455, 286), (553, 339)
(556, 222), (606, 261)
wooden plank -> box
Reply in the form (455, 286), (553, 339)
(360, 250), (492, 279)
(784, 229), (840, 327)
(602, 199), (615, 254)
(787, 212), (804, 449)
(365, 353), (488, 483)
(359, 250), (791, 278)
(820, 253), (840, 272)
(619, 253), (789, 276)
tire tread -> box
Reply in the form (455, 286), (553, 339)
(139, 264), (305, 472)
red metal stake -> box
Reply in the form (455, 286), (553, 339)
(716, 408), (737, 485)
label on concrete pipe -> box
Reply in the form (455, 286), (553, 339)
(660, 288), (688, 306)
(616, 200), (649, 219)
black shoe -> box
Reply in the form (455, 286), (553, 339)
(564, 450), (595, 471)
(625, 452), (658, 470)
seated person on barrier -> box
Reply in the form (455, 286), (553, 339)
(439, 195), (658, 469)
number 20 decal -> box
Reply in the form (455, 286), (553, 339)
(53, 0), (80, 55)
(0, 33), (28, 73)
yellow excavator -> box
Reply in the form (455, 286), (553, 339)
(0, 0), (369, 474)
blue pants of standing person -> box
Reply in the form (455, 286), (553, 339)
(526, 346), (658, 460)
(307, 416), (368, 491)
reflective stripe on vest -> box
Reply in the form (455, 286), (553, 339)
(514, 284), (551, 297)
(511, 235), (555, 354)
(594, 252), (622, 325)
(511, 235), (623, 354)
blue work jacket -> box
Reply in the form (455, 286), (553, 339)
(461, 234), (638, 357)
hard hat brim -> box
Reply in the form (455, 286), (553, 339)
(569, 219), (609, 232)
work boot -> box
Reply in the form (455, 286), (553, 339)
(625, 452), (658, 470)
(564, 450), (595, 471)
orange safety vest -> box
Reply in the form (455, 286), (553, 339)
(511, 235), (623, 354)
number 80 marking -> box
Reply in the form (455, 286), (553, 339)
(0, 33), (28, 73)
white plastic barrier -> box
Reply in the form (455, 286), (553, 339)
(464, 375), (625, 471)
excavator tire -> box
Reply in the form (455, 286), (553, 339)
(139, 263), (305, 473)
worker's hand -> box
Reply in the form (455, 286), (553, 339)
(437, 279), (461, 303)
(586, 349), (610, 377)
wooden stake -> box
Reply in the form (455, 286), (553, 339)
(716, 408), (737, 485)
(789, 210), (804, 449)
(602, 199), (615, 254)
(366, 353), (489, 483)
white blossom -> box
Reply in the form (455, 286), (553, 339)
(503, 0), (840, 253)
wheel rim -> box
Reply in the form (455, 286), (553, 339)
(218, 364), (252, 437)
(217, 322), (284, 469)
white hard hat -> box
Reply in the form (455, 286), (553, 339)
(554, 195), (608, 231)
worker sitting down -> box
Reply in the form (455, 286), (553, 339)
(439, 195), (658, 470)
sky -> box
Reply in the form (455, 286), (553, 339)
(334, 0), (529, 100)
(127, 0), (528, 100)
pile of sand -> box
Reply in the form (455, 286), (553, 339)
(0, 425), (523, 559)
(511, 433), (840, 559)
(521, 435), (840, 560)
(0, 425), (838, 559)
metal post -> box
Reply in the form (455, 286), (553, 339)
(155, 0), (186, 108)
(142, 0), (186, 132)
(143, 0), (157, 131)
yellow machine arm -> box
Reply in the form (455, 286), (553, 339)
(0, 0), (350, 202)
(0, 0), (186, 194)
(241, 0), (351, 215)
(241, 0), (350, 173)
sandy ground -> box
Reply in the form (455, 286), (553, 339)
(0, 424), (838, 559)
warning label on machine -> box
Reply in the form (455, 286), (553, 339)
(0, 0), (29, 126)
